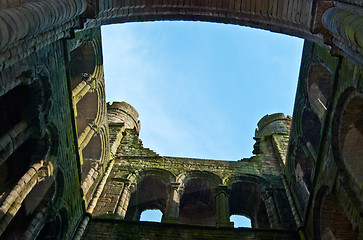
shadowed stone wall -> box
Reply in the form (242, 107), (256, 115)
(0, 0), (363, 239)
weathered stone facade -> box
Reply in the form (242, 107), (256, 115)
(0, 1), (362, 239)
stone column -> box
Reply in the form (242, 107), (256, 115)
(162, 182), (182, 223)
(0, 121), (33, 166)
(322, 6), (363, 53)
(0, 0), (87, 49)
(72, 76), (97, 104)
(215, 185), (233, 228)
(115, 181), (133, 219)
(0, 162), (47, 236)
(22, 207), (48, 240)
(78, 124), (97, 151)
(262, 190), (281, 229)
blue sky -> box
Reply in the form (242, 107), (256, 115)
(101, 21), (303, 227)
(101, 21), (304, 161)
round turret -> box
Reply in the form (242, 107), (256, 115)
(255, 113), (291, 137)
(107, 101), (141, 132)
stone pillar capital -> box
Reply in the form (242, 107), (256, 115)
(215, 185), (230, 197)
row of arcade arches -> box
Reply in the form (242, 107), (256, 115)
(68, 33), (109, 201)
(123, 169), (274, 229)
(288, 52), (361, 239)
(0, 66), (70, 239)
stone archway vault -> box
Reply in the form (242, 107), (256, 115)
(1, 0), (363, 72)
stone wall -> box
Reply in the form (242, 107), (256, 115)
(83, 218), (299, 240)
(286, 41), (363, 239)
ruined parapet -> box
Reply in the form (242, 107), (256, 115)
(255, 113), (291, 138)
(107, 101), (141, 132)
(253, 113), (292, 164)
(107, 102), (141, 156)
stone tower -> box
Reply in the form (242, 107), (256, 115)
(0, 1), (362, 239)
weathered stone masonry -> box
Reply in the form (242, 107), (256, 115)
(0, 0), (362, 239)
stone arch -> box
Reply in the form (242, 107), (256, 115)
(125, 169), (175, 221)
(52, 168), (65, 207)
(36, 208), (69, 239)
(0, 136), (49, 206)
(76, 90), (98, 136)
(44, 123), (59, 164)
(333, 90), (363, 185)
(129, 168), (177, 187)
(314, 187), (358, 240)
(81, 132), (102, 181)
(302, 106), (321, 154)
(224, 174), (268, 188)
(0, 137), (53, 239)
(0, 84), (31, 136)
(22, 173), (55, 222)
(292, 147), (312, 213)
(58, 208), (69, 238)
(90, 0), (323, 45)
(80, 125), (109, 198)
(93, 85), (106, 126)
(178, 171), (222, 226)
(37, 212), (62, 239)
(34, 65), (52, 119)
(225, 176), (269, 229)
(306, 62), (333, 117)
(69, 41), (97, 90)
(0, 65), (51, 139)
(177, 170), (223, 187)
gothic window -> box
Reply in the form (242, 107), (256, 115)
(302, 107), (321, 154)
(307, 63), (332, 116)
(125, 175), (168, 221)
(338, 93), (363, 185)
(315, 190), (358, 240)
(293, 147), (312, 212)
(228, 181), (268, 229)
(76, 91), (98, 136)
(179, 178), (216, 226)
(69, 43), (96, 90)
(81, 132), (102, 182)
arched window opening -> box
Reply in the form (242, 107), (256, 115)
(23, 176), (55, 216)
(307, 64), (332, 113)
(81, 133), (102, 181)
(0, 85), (30, 136)
(229, 181), (267, 229)
(302, 107), (321, 153)
(69, 43), (96, 89)
(125, 175), (168, 221)
(140, 209), (163, 223)
(292, 147), (312, 211)
(317, 193), (358, 240)
(339, 94), (363, 185)
(76, 91), (98, 136)
(179, 178), (216, 226)
(0, 139), (36, 205)
(1, 202), (32, 239)
(1, 174), (54, 239)
(37, 214), (61, 239)
(230, 215), (252, 228)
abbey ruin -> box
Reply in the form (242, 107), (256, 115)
(0, 0), (362, 239)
